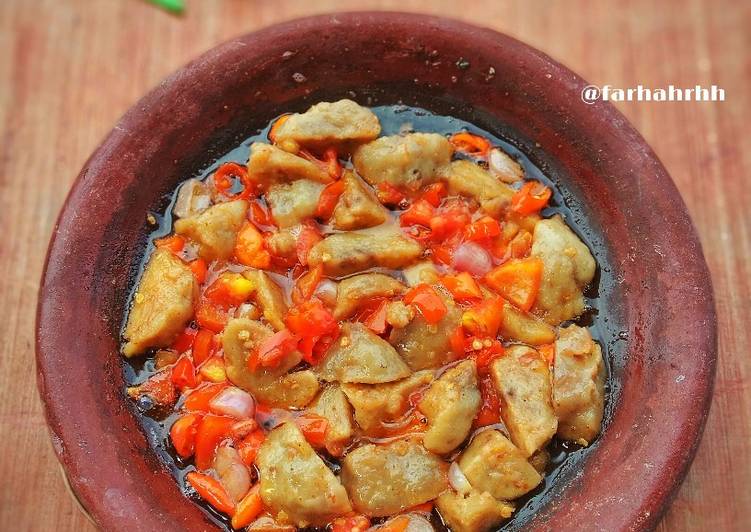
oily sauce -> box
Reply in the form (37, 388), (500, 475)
(123, 104), (616, 532)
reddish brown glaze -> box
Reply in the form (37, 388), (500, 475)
(35, 12), (716, 532)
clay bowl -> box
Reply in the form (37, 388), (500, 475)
(36, 12), (716, 532)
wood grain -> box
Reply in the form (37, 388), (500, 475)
(1, 0), (748, 530)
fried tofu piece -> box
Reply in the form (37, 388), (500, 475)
(490, 346), (557, 457)
(340, 437), (448, 517)
(332, 171), (388, 230)
(122, 249), (198, 356)
(174, 199), (248, 261)
(307, 226), (423, 277)
(389, 286), (462, 370)
(317, 322), (411, 384)
(222, 318), (318, 408)
(418, 360), (481, 454)
(553, 325), (606, 444)
(436, 489), (514, 532)
(353, 133), (452, 190)
(458, 430), (542, 500)
(274, 99), (381, 151)
(256, 423), (352, 527)
(531, 215), (596, 324)
(333, 273), (406, 319)
(265, 179), (325, 228)
(308, 384), (354, 456)
(499, 299), (556, 345)
(242, 270), (289, 331)
(247, 142), (330, 187)
(341, 371), (434, 434)
(446, 160), (515, 217)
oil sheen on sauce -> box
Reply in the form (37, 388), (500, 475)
(123, 104), (613, 532)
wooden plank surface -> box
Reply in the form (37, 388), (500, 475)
(1, 0), (748, 530)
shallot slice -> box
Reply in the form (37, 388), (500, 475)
(174, 178), (211, 218)
(489, 148), (524, 183)
(452, 242), (493, 275)
(448, 461), (473, 495)
(213, 445), (251, 502)
(208, 387), (255, 419)
(314, 279), (338, 307)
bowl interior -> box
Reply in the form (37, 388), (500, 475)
(36, 12), (716, 532)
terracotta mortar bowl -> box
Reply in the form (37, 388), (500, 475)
(36, 12), (716, 531)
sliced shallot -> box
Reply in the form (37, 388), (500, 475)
(488, 148), (524, 184)
(448, 461), (473, 495)
(208, 387), (255, 419)
(213, 445), (252, 502)
(452, 242), (493, 275)
(314, 279), (338, 307)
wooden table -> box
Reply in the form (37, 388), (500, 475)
(1, 0), (747, 529)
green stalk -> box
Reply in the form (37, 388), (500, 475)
(146, 0), (185, 14)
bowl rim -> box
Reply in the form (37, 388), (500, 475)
(35, 11), (717, 532)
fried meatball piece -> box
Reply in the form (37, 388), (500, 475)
(274, 99), (381, 151)
(256, 423), (352, 527)
(446, 160), (515, 218)
(173, 199), (248, 261)
(436, 489), (514, 532)
(308, 384), (354, 456)
(242, 270), (289, 331)
(553, 324), (606, 444)
(307, 227), (423, 277)
(341, 371), (434, 435)
(418, 360), (481, 453)
(222, 318), (318, 408)
(333, 273), (406, 320)
(247, 142), (330, 186)
(265, 179), (325, 228)
(499, 299), (556, 345)
(353, 133), (452, 190)
(332, 172), (388, 230)
(531, 215), (596, 324)
(458, 430), (542, 500)
(340, 437), (448, 517)
(490, 346), (557, 457)
(389, 286), (462, 370)
(317, 322), (411, 384)
(122, 249), (198, 356)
